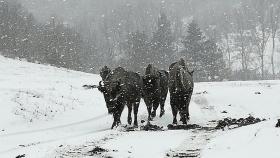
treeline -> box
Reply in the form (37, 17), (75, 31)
(3, 0), (280, 82)
(98, 0), (280, 81)
(0, 0), (85, 70)
(118, 13), (225, 82)
(203, 0), (280, 80)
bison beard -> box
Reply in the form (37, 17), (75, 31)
(99, 67), (142, 129)
(168, 59), (194, 125)
(143, 64), (169, 121)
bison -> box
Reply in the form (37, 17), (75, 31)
(98, 66), (112, 114)
(142, 64), (169, 121)
(99, 67), (143, 129)
(168, 59), (194, 124)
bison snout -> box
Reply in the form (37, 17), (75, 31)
(107, 106), (115, 114)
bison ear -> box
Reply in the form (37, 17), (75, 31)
(98, 81), (107, 93)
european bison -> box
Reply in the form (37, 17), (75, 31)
(99, 67), (143, 129)
(169, 59), (194, 124)
(98, 66), (112, 114)
(143, 64), (169, 121)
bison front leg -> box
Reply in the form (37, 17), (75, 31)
(171, 97), (178, 124)
(127, 104), (132, 125)
(144, 99), (152, 121)
(151, 100), (159, 118)
(133, 101), (140, 127)
(111, 113), (121, 129)
(111, 103), (125, 129)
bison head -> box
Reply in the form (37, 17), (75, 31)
(100, 66), (111, 81)
(100, 80), (122, 114)
(143, 74), (160, 93)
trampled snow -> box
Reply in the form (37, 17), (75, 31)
(0, 56), (279, 158)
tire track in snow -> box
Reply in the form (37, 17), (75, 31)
(166, 95), (219, 158)
(0, 127), (111, 154)
(0, 113), (108, 137)
(166, 129), (216, 158)
(0, 113), (110, 155)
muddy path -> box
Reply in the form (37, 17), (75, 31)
(165, 124), (217, 158)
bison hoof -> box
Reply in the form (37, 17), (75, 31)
(173, 120), (178, 125)
(134, 122), (138, 128)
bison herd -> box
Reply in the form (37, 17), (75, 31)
(97, 59), (194, 129)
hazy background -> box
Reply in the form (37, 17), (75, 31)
(1, 0), (280, 81)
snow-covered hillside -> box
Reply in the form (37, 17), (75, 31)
(0, 56), (279, 158)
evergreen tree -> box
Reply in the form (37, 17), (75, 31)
(41, 18), (83, 70)
(183, 21), (226, 81)
(124, 31), (149, 73)
(182, 20), (205, 71)
(201, 39), (225, 81)
(0, 1), (84, 71)
(151, 12), (173, 69)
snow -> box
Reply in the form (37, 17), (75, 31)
(197, 81), (280, 158)
(0, 56), (280, 158)
(202, 121), (280, 158)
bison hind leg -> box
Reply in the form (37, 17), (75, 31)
(151, 110), (156, 118)
(159, 100), (166, 117)
(171, 106), (178, 125)
(159, 95), (167, 117)
(127, 105), (132, 125)
(159, 109), (165, 118)
(151, 102), (159, 118)
(160, 110), (165, 118)
(179, 112), (189, 125)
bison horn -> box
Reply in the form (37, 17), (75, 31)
(99, 81), (104, 87)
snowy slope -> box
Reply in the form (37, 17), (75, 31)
(0, 56), (280, 158)
(0, 56), (112, 157)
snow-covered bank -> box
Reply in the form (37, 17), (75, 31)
(202, 120), (280, 158)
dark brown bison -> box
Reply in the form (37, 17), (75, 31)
(169, 59), (194, 124)
(143, 64), (169, 121)
(99, 67), (143, 129)
(98, 66), (113, 114)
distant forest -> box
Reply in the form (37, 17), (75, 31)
(1, 0), (280, 81)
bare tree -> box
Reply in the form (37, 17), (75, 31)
(232, 4), (254, 75)
(269, 1), (280, 79)
(251, 0), (271, 79)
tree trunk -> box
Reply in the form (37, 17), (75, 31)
(271, 35), (275, 79)
(225, 34), (231, 69)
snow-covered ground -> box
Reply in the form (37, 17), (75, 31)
(0, 56), (279, 158)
